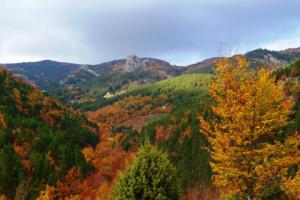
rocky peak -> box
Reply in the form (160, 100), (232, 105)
(124, 55), (145, 72)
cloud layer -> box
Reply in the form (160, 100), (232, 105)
(1, 0), (300, 65)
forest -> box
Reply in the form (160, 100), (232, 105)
(0, 55), (299, 200)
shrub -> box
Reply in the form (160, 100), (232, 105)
(110, 143), (179, 200)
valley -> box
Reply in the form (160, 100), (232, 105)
(0, 48), (299, 200)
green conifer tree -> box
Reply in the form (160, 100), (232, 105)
(111, 143), (179, 200)
(0, 144), (25, 199)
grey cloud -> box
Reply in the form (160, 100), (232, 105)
(0, 0), (300, 65)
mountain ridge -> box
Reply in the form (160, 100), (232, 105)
(4, 46), (300, 75)
(2, 47), (300, 108)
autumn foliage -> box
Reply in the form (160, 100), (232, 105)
(199, 57), (300, 199)
(1, 58), (299, 200)
(86, 95), (171, 128)
(35, 125), (134, 200)
(0, 67), (98, 199)
(0, 112), (6, 128)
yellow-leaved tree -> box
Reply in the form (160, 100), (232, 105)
(199, 56), (300, 199)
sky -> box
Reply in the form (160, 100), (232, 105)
(1, 0), (300, 65)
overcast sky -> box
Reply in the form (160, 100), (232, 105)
(1, 0), (300, 65)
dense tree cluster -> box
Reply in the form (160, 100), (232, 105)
(1, 56), (299, 199)
(0, 68), (98, 199)
(199, 57), (300, 199)
(86, 73), (213, 193)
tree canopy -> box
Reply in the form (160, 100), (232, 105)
(199, 57), (300, 199)
(111, 143), (179, 200)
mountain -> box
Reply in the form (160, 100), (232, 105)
(183, 57), (223, 73)
(58, 55), (181, 86)
(245, 48), (300, 67)
(184, 47), (300, 74)
(1, 50), (299, 199)
(2, 48), (300, 110)
(3, 60), (80, 88)
(2, 56), (183, 109)
(45, 55), (183, 108)
(0, 67), (98, 199)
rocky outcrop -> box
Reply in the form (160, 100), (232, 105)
(123, 55), (172, 72)
(78, 65), (100, 77)
(124, 55), (145, 72)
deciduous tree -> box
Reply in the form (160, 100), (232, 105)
(199, 57), (300, 199)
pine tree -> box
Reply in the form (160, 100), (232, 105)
(199, 57), (300, 199)
(110, 143), (179, 200)
(0, 145), (25, 199)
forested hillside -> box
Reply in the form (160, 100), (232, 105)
(3, 55), (183, 108)
(82, 74), (214, 199)
(0, 56), (299, 200)
(0, 68), (98, 199)
(4, 48), (300, 111)
(2, 0), (300, 198)
(14, 73), (214, 200)
(80, 58), (298, 200)
(3, 60), (79, 88)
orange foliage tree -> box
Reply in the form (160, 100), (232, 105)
(283, 170), (300, 199)
(36, 185), (55, 200)
(199, 57), (300, 199)
(86, 95), (170, 128)
(45, 124), (134, 200)
(55, 168), (83, 199)
(12, 88), (23, 112)
(0, 112), (6, 128)
(155, 125), (176, 143)
(80, 134), (133, 200)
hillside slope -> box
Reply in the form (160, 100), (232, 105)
(48, 55), (183, 107)
(184, 48), (300, 74)
(2, 47), (300, 110)
(3, 60), (80, 88)
(0, 67), (98, 199)
(85, 73), (213, 191)
(1, 57), (299, 199)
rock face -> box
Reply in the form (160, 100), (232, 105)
(283, 47), (300, 53)
(124, 55), (145, 72)
(123, 55), (172, 72)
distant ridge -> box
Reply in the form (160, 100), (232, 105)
(283, 47), (300, 53)
(1, 47), (300, 107)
